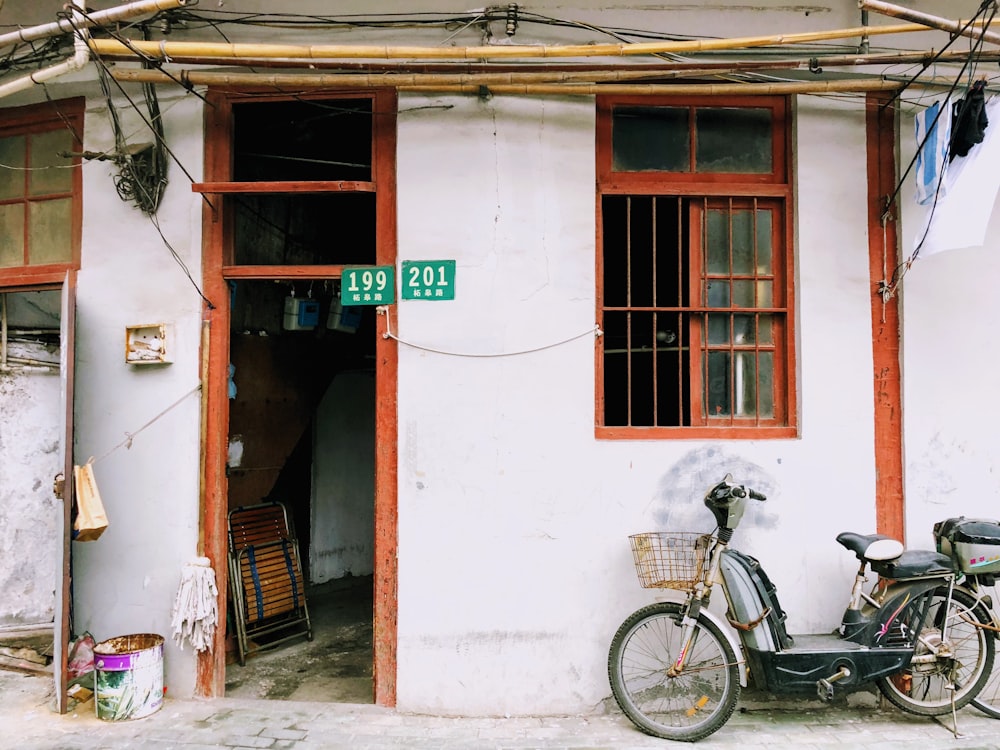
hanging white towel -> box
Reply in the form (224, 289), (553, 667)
(915, 97), (952, 206)
(170, 557), (219, 653)
(916, 96), (1000, 257)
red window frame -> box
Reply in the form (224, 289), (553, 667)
(596, 94), (796, 439)
(0, 98), (83, 287)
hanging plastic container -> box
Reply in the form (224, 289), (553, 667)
(93, 633), (164, 721)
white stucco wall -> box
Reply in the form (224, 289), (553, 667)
(68, 91), (205, 698)
(310, 371), (376, 581)
(392, 91), (879, 714)
(897, 102), (1000, 549)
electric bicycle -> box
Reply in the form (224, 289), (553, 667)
(608, 475), (995, 742)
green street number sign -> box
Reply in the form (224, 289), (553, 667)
(402, 260), (455, 300)
(341, 265), (396, 305)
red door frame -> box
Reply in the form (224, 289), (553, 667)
(866, 92), (904, 541)
(195, 89), (399, 705)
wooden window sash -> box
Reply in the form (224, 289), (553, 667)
(0, 98), (83, 284)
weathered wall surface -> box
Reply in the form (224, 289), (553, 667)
(391, 91), (878, 714)
(1, 0), (996, 714)
(67, 91), (205, 698)
(0, 361), (60, 628)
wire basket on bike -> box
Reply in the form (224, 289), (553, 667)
(629, 532), (710, 591)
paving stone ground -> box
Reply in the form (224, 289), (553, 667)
(4, 669), (1000, 750)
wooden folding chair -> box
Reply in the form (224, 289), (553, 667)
(227, 501), (312, 665)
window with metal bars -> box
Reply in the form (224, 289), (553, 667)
(596, 96), (795, 438)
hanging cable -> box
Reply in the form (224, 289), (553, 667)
(880, 3), (998, 299)
(380, 309), (601, 358)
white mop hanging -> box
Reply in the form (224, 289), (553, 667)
(170, 557), (218, 652)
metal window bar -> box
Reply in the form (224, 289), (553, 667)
(626, 196), (633, 427)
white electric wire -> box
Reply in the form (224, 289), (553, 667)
(382, 312), (602, 357)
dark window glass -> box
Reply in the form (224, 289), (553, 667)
(695, 108), (772, 173)
(233, 99), (373, 182)
(233, 194), (376, 265)
(612, 106), (689, 172)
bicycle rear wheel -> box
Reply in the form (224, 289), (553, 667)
(966, 582), (1000, 719)
(876, 586), (994, 716)
(608, 601), (740, 742)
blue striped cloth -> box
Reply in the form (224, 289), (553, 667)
(915, 97), (952, 205)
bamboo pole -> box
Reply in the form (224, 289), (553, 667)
(398, 80), (907, 96)
(109, 68), (908, 96)
(88, 18), (982, 63)
(111, 67), (763, 88)
(95, 47), (1000, 73)
(860, 0), (1000, 47)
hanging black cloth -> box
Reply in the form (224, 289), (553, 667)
(951, 80), (989, 160)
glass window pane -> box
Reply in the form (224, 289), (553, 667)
(707, 313), (728, 345)
(758, 314), (773, 344)
(757, 281), (773, 307)
(735, 352), (757, 417)
(28, 198), (73, 264)
(706, 280), (729, 307)
(233, 193), (376, 265)
(0, 135), (26, 200)
(705, 209), (728, 274)
(758, 352), (774, 418)
(733, 313), (755, 344)
(696, 107), (773, 173)
(233, 98), (373, 182)
(706, 350), (730, 417)
(0, 203), (24, 266)
(756, 209), (773, 273)
(732, 210), (753, 274)
(612, 106), (689, 172)
(733, 280), (754, 307)
(29, 129), (73, 196)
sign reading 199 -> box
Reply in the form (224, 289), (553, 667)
(402, 260), (456, 301)
(341, 265), (396, 305)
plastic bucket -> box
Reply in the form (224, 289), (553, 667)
(93, 633), (164, 721)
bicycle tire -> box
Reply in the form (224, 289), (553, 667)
(876, 586), (994, 716)
(966, 581), (1000, 719)
(608, 601), (741, 742)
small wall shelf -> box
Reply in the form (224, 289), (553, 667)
(126, 323), (172, 365)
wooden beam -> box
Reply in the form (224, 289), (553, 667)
(866, 92), (905, 542)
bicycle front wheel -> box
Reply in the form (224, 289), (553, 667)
(608, 601), (741, 742)
(876, 586), (994, 716)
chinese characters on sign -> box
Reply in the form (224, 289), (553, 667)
(341, 265), (396, 305)
(401, 260), (455, 300)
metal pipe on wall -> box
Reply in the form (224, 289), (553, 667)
(0, 0), (190, 50)
(0, 4), (89, 100)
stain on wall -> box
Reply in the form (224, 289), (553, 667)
(651, 446), (778, 533)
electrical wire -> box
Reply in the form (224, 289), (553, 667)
(382, 312), (602, 358)
(880, 1), (998, 297)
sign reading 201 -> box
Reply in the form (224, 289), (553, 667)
(402, 260), (455, 301)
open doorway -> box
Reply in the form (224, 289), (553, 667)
(222, 279), (376, 702)
(0, 288), (72, 700)
(199, 87), (397, 703)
